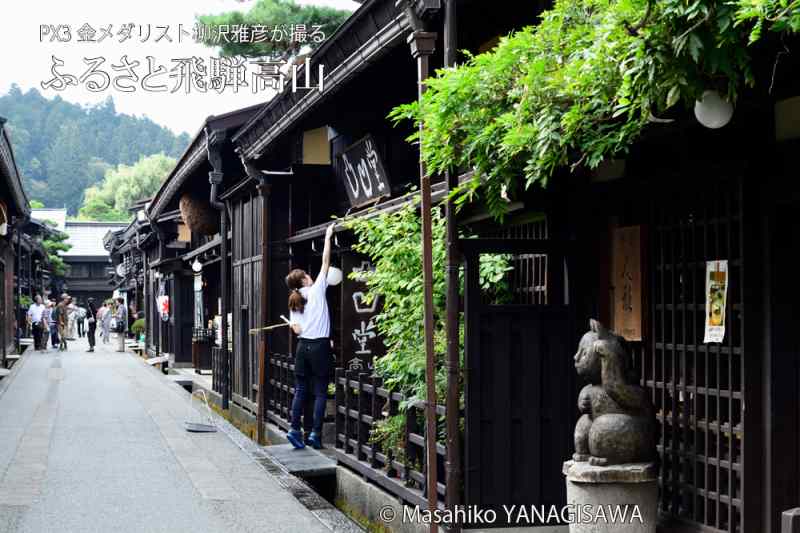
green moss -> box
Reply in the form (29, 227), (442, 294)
(334, 497), (392, 533)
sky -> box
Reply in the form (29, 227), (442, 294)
(0, 0), (361, 136)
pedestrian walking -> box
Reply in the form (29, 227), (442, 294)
(48, 300), (60, 350)
(100, 301), (112, 344)
(26, 295), (46, 351)
(41, 300), (52, 350)
(57, 295), (70, 351)
(284, 223), (335, 450)
(77, 303), (86, 338)
(86, 298), (98, 353)
(114, 297), (127, 352)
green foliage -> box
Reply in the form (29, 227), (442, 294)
(29, 200), (44, 209)
(0, 88), (190, 214)
(38, 220), (71, 277)
(131, 319), (146, 336)
(77, 153), (176, 221)
(19, 294), (33, 309)
(344, 197), (512, 404)
(197, 0), (352, 58)
(369, 414), (407, 465)
(389, 0), (796, 219)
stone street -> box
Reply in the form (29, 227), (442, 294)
(0, 337), (345, 533)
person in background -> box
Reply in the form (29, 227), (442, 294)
(57, 295), (70, 351)
(48, 300), (59, 350)
(26, 295), (46, 351)
(66, 300), (77, 340)
(114, 297), (127, 352)
(86, 298), (98, 353)
(284, 223), (335, 450)
(100, 301), (112, 344)
(127, 303), (136, 339)
(76, 303), (86, 338)
(40, 300), (52, 350)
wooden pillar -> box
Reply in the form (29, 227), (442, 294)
(256, 181), (271, 444)
(408, 28), (438, 523)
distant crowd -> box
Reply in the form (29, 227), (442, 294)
(24, 295), (138, 353)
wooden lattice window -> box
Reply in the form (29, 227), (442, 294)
(483, 215), (549, 305)
(646, 177), (744, 533)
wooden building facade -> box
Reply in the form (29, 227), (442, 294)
(0, 116), (29, 361)
(106, 2), (800, 532)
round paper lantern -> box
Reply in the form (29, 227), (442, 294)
(694, 90), (734, 129)
(179, 192), (219, 236)
(327, 266), (343, 286)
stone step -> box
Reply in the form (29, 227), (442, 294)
(265, 443), (336, 478)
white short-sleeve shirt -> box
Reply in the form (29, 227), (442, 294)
(290, 273), (330, 339)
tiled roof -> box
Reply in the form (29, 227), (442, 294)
(63, 221), (128, 258)
(31, 208), (68, 231)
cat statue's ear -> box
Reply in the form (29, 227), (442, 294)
(589, 318), (609, 338)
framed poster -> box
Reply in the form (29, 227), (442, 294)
(703, 260), (728, 343)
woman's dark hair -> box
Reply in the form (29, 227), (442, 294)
(286, 268), (307, 313)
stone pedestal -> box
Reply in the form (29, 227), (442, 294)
(563, 460), (657, 533)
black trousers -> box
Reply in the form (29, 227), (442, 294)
(32, 323), (43, 350)
(77, 319), (84, 337)
(87, 322), (96, 348)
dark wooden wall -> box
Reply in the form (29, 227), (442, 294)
(231, 190), (263, 408)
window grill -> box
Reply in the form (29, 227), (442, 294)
(483, 216), (549, 305)
(646, 177), (744, 533)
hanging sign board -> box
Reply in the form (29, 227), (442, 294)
(336, 134), (391, 208)
(611, 226), (644, 341)
(703, 260), (728, 343)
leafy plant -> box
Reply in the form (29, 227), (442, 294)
(389, 0), (798, 219)
(369, 414), (407, 466)
(19, 294), (33, 309)
(131, 318), (146, 336)
(38, 220), (71, 277)
(344, 197), (513, 406)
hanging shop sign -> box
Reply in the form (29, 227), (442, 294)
(340, 252), (385, 372)
(157, 280), (170, 322)
(703, 260), (728, 343)
(336, 134), (391, 208)
(611, 225), (644, 341)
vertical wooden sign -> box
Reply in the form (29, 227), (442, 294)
(612, 225), (644, 341)
(340, 252), (385, 372)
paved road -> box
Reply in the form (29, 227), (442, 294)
(0, 336), (336, 533)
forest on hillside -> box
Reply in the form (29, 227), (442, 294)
(0, 85), (190, 215)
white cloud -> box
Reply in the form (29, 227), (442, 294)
(0, 0), (360, 135)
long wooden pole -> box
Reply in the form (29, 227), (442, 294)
(408, 30), (439, 530)
(443, 0), (462, 529)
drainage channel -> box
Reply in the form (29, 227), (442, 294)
(170, 376), (361, 533)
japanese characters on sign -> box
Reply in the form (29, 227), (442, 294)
(611, 225), (644, 341)
(336, 135), (392, 208)
(341, 254), (384, 372)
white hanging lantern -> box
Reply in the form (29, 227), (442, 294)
(326, 266), (343, 286)
(694, 90), (734, 129)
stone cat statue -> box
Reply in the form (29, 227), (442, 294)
(573, 319), (656, 466)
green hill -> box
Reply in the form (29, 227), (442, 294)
(0, 85), (190, 214)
